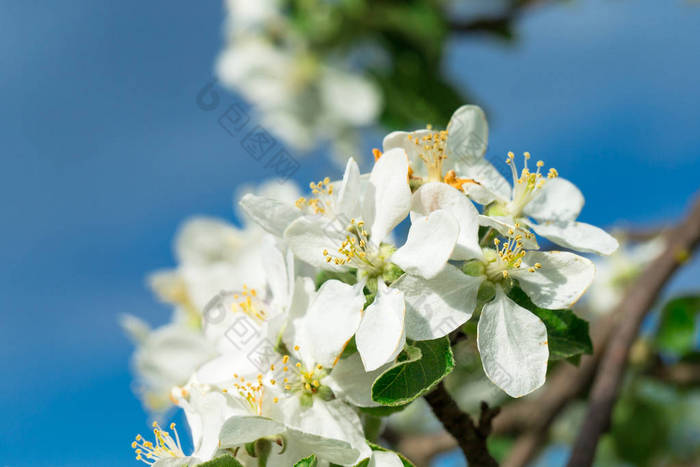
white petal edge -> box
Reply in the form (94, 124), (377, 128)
(530, 221), (619, 256)
(239, 193), (301, 238)
(284, 216), (350, 271)
(410, 182), (483, 261)
(477, 290), (548, 398)
(510, 251), (595, 309)
(392, 264), (482, 340)
(370, 450), (405, 467)
(356, 282), (406, 371)
(219, 415), (285, 447)
(364, 147), (411, 245)
(445, 105), (489, 160)
(298, 280), (365, 368)
(523, 177), (584, 223)
(392, 210), (459, 280)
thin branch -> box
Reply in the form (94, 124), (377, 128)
(424, 382), (500, 467)
(568, 193), (700, 467)
(448, 0), (548, 36)
(501, 314), (616, 467)
(650, 360), (700, 387)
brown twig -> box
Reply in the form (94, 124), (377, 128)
(391, 196), (700, 466)
(424, 382), (500, 466)
(567, 193), (700, 467)
(501, 314), (617, 467)
(448, 0), (548, 37)
(650, 360), (700, 387)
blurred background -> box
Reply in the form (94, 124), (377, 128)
(1, 1), (699, 466)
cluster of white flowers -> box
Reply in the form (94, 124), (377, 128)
(216, 0), (381, 161)
(125, 106), (617, 466)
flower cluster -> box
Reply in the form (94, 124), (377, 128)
(216, 0), (381, 161)
(125, 106), (617, 466)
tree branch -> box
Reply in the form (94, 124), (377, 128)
(424, 382), (500, 466)
(567, 193), (700, 467)
(448, 0), (549, 37)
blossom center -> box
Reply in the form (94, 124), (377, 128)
(227, 373), (268, 416)
(483, 227), (541, 282)
(323, 219), (390, 276)
(271, 350), (331, 400)
(409, 128), (449, 183)
(231, 285), (268, 322)
(503, 152), (558, 218)
(295, 177), (334, 215)
(132, 422), (185, 465)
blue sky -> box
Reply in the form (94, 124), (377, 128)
(0, 1), (698, 466)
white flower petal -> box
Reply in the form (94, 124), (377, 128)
(383, 130), (433, 176)
(392, 264), (482, 340)
(370, 451), (405, 467)
(510, 251), (595, 309)
(524, 177), (584, 223)
(297, 280), (365, 367)
(195, 353), (261, 386)
(477, 290), (548, 398)
(445, 105), (489, 160)
(282, 398), (367, 463)
(174, 217), (242, 265)
(326, 353), (390, 407)
(410, 182), (482, 261)
(364, 148), (411, 245)
(287, 426), (362, 466)
(530, 221), (619, 256)
(261, 235), (294, 308)
(182, 386), (234, 460)
(461, 182), (503, 206)
(454, 156), (511, 202)
(392, 210), (459, 280)
(356, 282), (406, 371)
(319, 69), (381, 126)
(336, 157), (362, 219)
(219, 415), (285, 447)
(239, 194), (301, 238)
(284, 216), (349, 271)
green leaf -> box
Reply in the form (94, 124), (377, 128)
(655, 295), (700, 355)
(197, 456), (244, 467)
(371, 337), (454, 406)
(509, 286), (593, 361)
(294, 454), (318, 467)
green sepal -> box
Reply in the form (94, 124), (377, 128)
(294, 454), (318, 467)
(196, 455), (245, 467)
